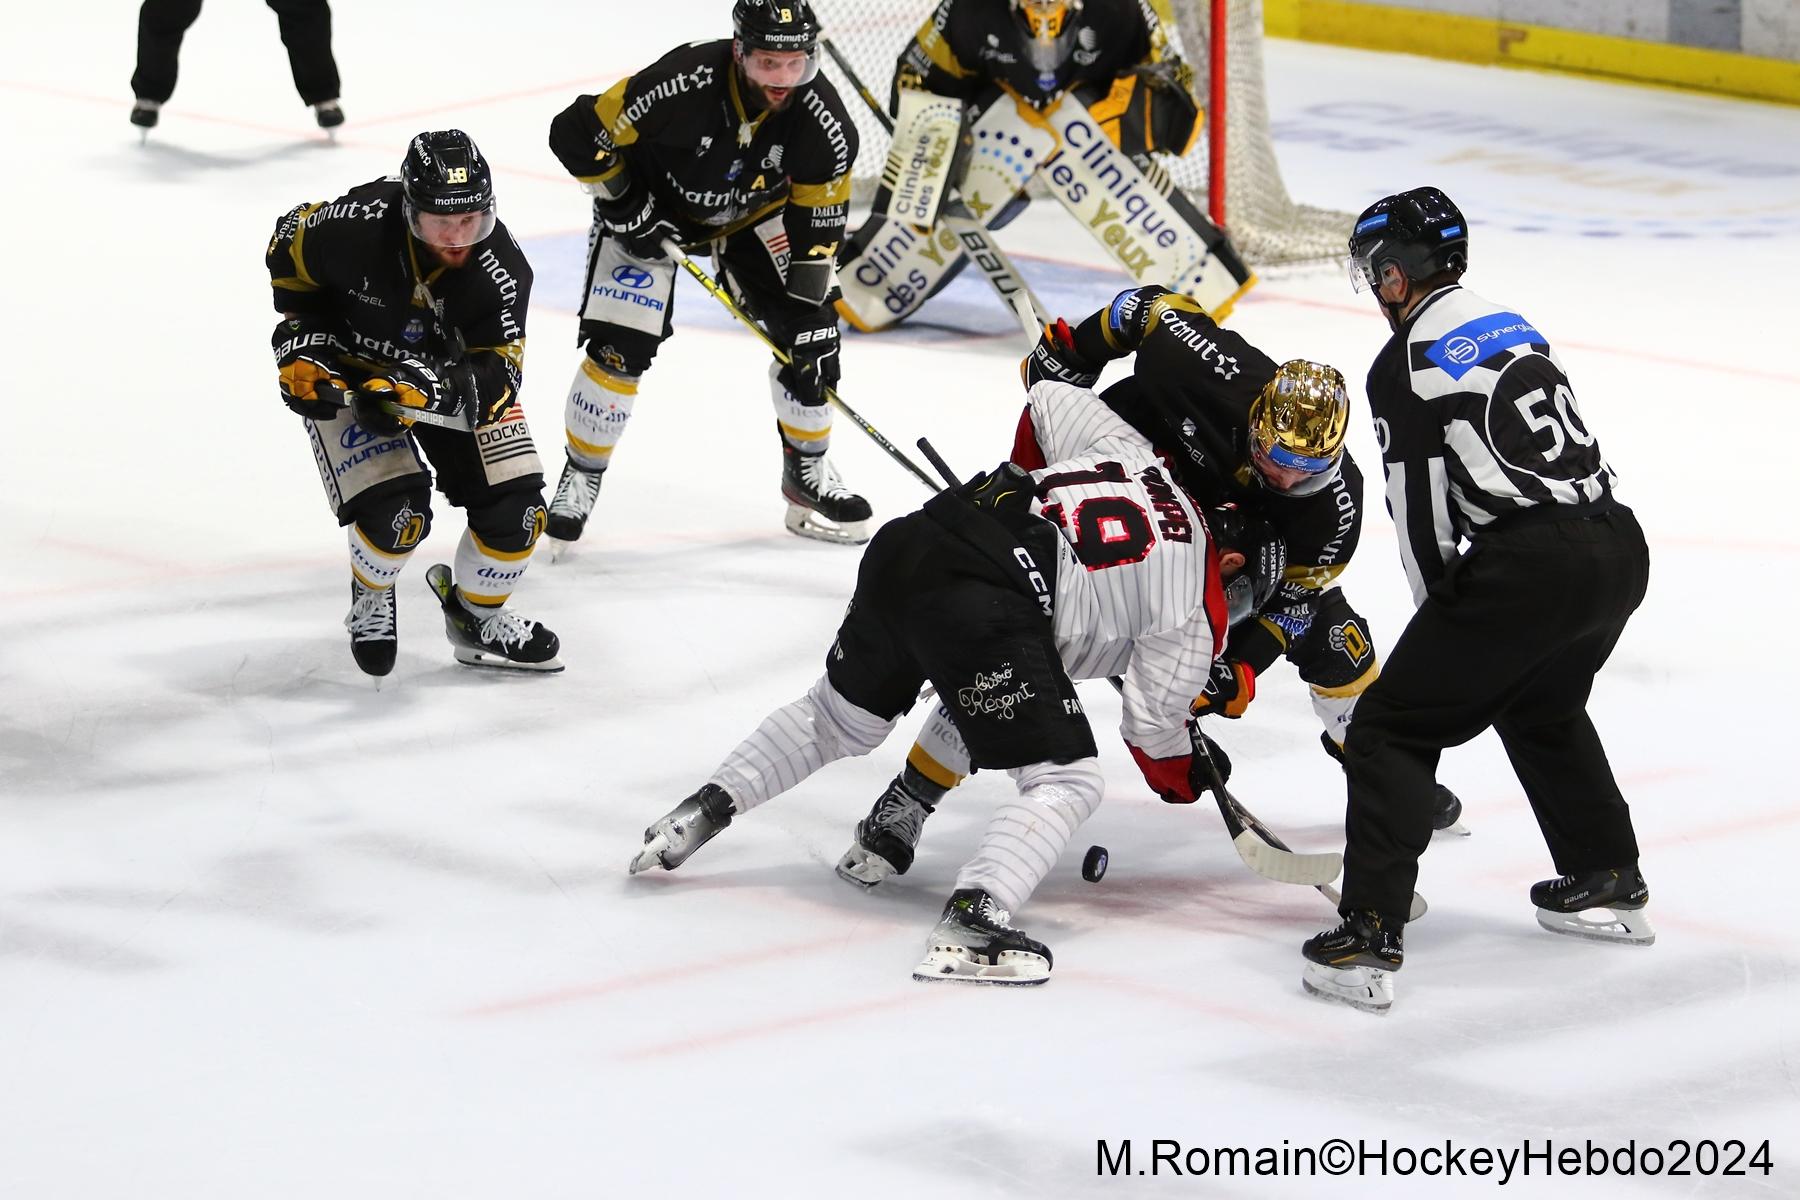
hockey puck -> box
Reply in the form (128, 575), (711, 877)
(1081, 845), (1109, 883)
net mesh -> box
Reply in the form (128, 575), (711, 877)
(810, 0), (1352, 267)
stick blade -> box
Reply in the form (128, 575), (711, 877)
(1231, 830), (1342, 885)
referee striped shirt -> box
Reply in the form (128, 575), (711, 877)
(1367, 285), (1619, 606)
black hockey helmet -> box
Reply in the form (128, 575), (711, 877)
(1208, 502), (1287, 626)
(400, 130), (496, 248)
(730, 0), (824, 77)
(1346, 186), (1468, 295)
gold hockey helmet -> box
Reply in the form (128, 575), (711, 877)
(1247, 360), (1351, 496)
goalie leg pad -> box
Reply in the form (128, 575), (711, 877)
(879, 90), (969, 231)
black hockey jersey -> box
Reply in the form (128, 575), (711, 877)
(1367, 285), (1619, 605)
(265, 178), (531, 410)
(895, 0), (1167, 107)
(1074, 287), (1368, 673)
(549, 39), (857, 262)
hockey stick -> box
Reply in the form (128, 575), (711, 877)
(324, 383), (473, 432)
(660, 237), (940, 494)
(1102, 676), (1340, 887)
(818, 37), (1050, 343)
(1186, 720), (1344, 887)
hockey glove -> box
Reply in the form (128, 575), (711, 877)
(597, 191), (680, 261)
(273, 316), (348, 420)
(1191, 659), (1256, 719)
(957, 461), (1036, 516)
(357, 357), (463, 433)
(1021, 319), (1101, 390)
(783, 304), (842, 406)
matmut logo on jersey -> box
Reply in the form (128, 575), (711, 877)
(1424, 311), (1541, 380)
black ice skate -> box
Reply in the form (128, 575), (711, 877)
(627, 784), (736, 875)
(914, 889), (1052, 986)
(1301, 910), (1404, 1014)
(345, 578), (397, 677)
(835, 776), (937, 889)
(131, 100), (159, 142)
(1531, 865), (1654, 945)
(424, 563), (563, 672)
(314, 100), (345, 129)
(781, 442), (871, 545)
(545, 459), (605, 552)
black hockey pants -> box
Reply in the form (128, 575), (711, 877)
(1338, 506), (1651, 927)
(132, 0), (340, 106)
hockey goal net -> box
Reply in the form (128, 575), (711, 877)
(811, 0), (1352, 267)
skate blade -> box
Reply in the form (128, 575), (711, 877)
(1535, 905), (1656, 945)
(1301, 962), (1393, 1014)
(783, 505), (871, 546)
(912, 945), (1050, 986)
(451, 648), (565, 673)
(628, 833), (672, 876)
(543, 536), (577, 563)
(1434, 820), (1473, 838)
(834, 845), (898, 890)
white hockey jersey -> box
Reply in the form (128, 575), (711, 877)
(1024, 381), (1227, 760)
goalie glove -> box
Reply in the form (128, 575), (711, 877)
(1191, 659), (1256, 720)
(272, 316), (347, 420)
(1021, 318), (1101, 390)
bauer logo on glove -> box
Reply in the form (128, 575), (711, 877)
(1022, 318), (1101, 390)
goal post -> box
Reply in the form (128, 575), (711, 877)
(811, 0), (1354, 267)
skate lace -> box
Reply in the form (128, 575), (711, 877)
(345, 587), (395, 639)
(801, 453), (855, 501)
(549, 466), (601, 516)
(475, 607), (536, 650)
(871, 791), (927, 845)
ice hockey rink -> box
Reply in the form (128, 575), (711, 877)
(4, 2), (1798, 1195)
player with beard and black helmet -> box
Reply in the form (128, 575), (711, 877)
(265, 130), (560, 677)
(545, 0), (871, 549)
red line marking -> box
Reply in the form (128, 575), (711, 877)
(459, 933), (853, 1017)
(615, 990), (952, 1062)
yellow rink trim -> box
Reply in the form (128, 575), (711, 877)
(1265, 0), (1800, 106)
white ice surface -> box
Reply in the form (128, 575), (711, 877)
(3, 5), (1798, 1197)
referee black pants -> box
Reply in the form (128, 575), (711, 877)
(132, 0), (340, 106)
(1339, 506), (1651, 927)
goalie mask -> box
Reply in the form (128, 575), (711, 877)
(733, 0), (822, 94)
(1247, 360), (1350, 499)
(1013, 0), (1079, 79)
(401, 130), (496, 250)
(1209, 503), (1286, 626)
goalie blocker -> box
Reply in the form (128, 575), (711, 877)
(839, 89), (1254, 332)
